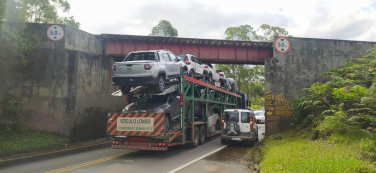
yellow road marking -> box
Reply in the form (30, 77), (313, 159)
(0, 141), (111, 163)
(45, 150), (138, 173)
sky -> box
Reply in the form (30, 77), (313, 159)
(64, 0), (376, 41)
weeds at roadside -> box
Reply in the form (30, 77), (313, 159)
(0, 129), (70, 157)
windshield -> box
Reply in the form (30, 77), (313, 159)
(177, 54), (188, 60)
(224, 111), (239, 122)
(124, 52), (156, 61)
(255, 112), (264, 116)
(135, 95), (168, 104)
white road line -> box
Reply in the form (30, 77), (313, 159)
(167, 145), (227, 173)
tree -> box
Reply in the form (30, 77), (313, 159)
(149, 20), (178, 37)
(225, 24), (255, 41)
(254, 24), (292, 42)
(217, 24), (292, 108)
(0, 0), (80, 28)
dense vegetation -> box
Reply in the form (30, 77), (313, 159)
(291, 47), (376, 139)
(262, 47), (376, 171)
(0, 0), (79, 156)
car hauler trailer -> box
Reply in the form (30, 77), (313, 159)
(107, 68), (246, 151)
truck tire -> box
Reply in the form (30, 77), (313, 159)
(192, 126), (199, 148)
(199, 125), (206, 145)
(247, 139), (255, 147)
(221, 139), (227, 145)
(120, 86), (131, 94)
(156, 76), (165, 93)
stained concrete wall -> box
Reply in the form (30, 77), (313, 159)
(2, 23), (124, 140)
(265, 37), (376, 134)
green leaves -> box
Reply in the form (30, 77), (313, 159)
(149, 20), (178, 37)
(291, 46), (376, 139)
(0, 0), (79, 28)
(224, 24), (255, 41)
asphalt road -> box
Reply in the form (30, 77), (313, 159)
(0, 124), (265, 173)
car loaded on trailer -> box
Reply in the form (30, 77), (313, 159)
(107, 66), (250, 151)
(112, 50), (185, 94)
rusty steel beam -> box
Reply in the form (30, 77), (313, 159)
(98, 34), (273, 64)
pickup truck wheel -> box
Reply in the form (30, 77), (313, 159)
(192, 126), (199, 148)
(199, 125), (206, 145)
(208, 74), (213, 83)
(156, 76), (165, 93)
(120, 86), (131, 94)
(189, 70), (195, 79)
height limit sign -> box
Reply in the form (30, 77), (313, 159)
(47, 25), (64, 41)
(274, 36), (290, 54)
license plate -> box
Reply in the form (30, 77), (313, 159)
(232, 138), (241, 141)
(128, 141), (149, 146)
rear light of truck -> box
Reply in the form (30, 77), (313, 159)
(112, 65), (116, 71)
(250, 117), (253, 130)
(180, 93), (183, 106)
(219, 73), (224, 76)
(184, 59), (191, 65)
(144, 64), (154, 70)
(112, 141), (116, 145)
(204, 65), (208, 68)
(152, 142), (166, 147)
(221, 117), (224, 129)
(126, 95), (129, 105)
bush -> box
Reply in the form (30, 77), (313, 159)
(290, 47), (376, 140)
(0, 92), (23, 133)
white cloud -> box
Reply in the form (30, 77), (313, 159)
(65, 0), (376, 41)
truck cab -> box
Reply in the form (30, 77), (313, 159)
(221, 109), (258, 146)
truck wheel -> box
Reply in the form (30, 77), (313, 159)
(192, 126), (199, 148)
(221, 139), (227, 145)
(156, 76), (165, 93)
(120, 86), (131, 94)
(199, 125), (206, 145)
(247, 139), (255, 147)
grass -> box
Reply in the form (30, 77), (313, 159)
(259, 131), (376, 173)
(0, 129), (70, 157)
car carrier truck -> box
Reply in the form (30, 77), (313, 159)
(106, 68), (249, 151)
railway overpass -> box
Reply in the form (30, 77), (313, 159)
(98, 34), (272, 64)
(6, 23), (375, 140)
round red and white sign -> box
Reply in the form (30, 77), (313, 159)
(274, 36), (290, 54)
(47, 25), (64, 41)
